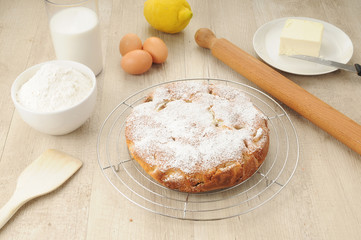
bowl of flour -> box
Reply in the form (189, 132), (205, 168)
(11, 60), (97, 135)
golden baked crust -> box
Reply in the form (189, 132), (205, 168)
(125, 82), (269, 193)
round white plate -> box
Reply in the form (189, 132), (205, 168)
(253, 17), (354, 75)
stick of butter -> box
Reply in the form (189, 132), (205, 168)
(279, 19), (324, 57)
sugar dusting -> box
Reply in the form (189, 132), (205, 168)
(125, 82), (267, 174)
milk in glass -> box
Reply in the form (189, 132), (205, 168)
(49, 6), (103, 75)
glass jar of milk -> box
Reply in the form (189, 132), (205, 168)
(45, 0), (103, 75)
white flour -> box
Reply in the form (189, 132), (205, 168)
(17, 63), (93, 112)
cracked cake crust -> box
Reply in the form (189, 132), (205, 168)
(125, 82), (270, 193)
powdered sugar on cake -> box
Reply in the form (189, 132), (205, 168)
(125, 82), (268, 174)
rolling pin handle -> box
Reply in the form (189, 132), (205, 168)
(194, 28), (218, 49)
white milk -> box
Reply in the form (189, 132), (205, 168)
(50, 7), (102, 75)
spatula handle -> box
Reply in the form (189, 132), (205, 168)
(0, 192), (30, 229)
(195, 28), (361, 155)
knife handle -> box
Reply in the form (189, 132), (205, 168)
(195, 28), (361, 155)
(355, 64), (361, 76)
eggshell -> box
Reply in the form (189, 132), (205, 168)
(143, 37), (168, 64)
(121, 50), (152, 75)
(119, 33), (143, 56)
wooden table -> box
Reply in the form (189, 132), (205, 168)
(1, 0), (361, 239)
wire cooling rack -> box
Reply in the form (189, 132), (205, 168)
(97, 78), (299, 221)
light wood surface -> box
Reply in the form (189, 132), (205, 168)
(0, 149), (82, 229)
(1, 0), (361, 239)
(195, 28), (361, 155)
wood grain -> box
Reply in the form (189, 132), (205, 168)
(0, 0), (361, 239)
(0, 149), (82, 229)
(195, 28), (361, 155)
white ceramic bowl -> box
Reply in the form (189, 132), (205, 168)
(11, 60), (97, 135)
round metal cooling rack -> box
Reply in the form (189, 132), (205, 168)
(97, 78), (299, 221)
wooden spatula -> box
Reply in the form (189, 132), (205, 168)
(0, 149), (82, 229)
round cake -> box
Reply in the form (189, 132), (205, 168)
(125, 82), (269, 193)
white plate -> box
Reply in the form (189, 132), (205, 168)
(253, 17), (354, 75)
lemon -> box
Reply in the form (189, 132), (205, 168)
(144, 0), (193, 34)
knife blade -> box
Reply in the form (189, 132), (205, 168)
(289, 55), (361, 76)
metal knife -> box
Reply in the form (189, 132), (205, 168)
(289, 55), (361, 76)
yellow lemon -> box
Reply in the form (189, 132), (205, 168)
(144, 0), (193, 34)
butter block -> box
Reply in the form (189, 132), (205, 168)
(279, 19), (324, 57)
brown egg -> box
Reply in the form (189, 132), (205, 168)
(143, 37), (168, 64)
(121, 50), (152, 75)
(119, 33), (142, 56)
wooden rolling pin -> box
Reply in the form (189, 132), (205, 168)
(195, 28), (361, 155)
